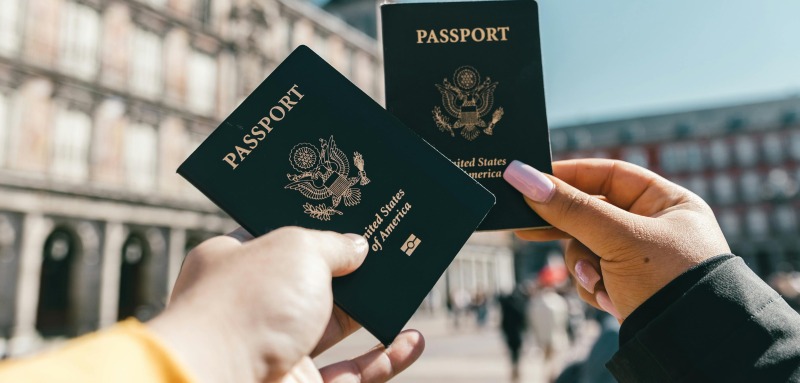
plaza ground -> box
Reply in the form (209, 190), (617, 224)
(314, 312), (599, 383)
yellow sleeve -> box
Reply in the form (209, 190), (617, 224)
(0, 319), (197, 383)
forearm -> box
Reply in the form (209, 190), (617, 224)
(608, 255), (800, 382)
(0, 319), (196, 383)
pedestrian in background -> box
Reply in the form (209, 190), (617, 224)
(472, 289), (489, 329)
(499, 284), (529, 382)
(528, 265), (570, 381)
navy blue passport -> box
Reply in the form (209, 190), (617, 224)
(177, 46), (495, 345)
(381, 0), (552, 231)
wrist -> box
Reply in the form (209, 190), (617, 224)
(147, 301), (263, 383)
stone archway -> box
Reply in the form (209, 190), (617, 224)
(117, 232), (151, 321)
(35, 227), (80, 338)
(0, 213), (21, 341)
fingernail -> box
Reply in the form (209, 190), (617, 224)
(575, 260), (600, 294)
(503, 160), (555, 203)
(344, 233), (369, 255)
(596, 291), (621, 320)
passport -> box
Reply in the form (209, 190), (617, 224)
(177, 46), (495, 345)
(381, 0), (552, 231)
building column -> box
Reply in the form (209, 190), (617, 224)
(166, 228), (186, 298)
(98, 222), (125, 328)
(10, 213), (51, 355)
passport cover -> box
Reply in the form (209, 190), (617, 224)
(381, 0), (552, 231)
(177, 46), (495, 345)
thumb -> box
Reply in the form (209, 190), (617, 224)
(504, 160), (640, 251)
(256, 227), (370, 277)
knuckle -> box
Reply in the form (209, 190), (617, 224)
(558, 191), (592, 220)
(271, 226), (314, 247)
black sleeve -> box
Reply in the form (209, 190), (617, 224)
(607, 254), (800, 382)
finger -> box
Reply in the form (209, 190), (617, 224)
(504, 160), (642, 254)
(514, 227), (571, 242)
(551, 159), (687, 216)
(318, 330), (425, 383)
(596, 290), (622, 321)
(311, 306), (362, 357)
(563, 240), (602, 294)
(256, 227), (370, 277)
(516, 195), (608, 243)
(563, 241), (623, 320)
(282, 357), (323, 383)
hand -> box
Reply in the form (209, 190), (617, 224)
(147, 227), (425, 383)
(504, 159), (730, 321)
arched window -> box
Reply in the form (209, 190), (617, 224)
(118, 234), (150, 321)
(36, 228), (79, 337)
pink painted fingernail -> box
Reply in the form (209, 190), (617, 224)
(596, 291), (621, 320)
(503, 160), (556, 203)
(575, 260), (600, 294)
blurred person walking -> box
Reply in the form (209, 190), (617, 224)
(450, 288), (472, 329)
(499, 284), (529, 382)
(529, 265), (570, 381)
(472, 289), (489, 328)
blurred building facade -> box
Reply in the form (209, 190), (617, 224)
(516, 96), (800, 282)
(323, 0), (378, 38)
(0, 0), (383, 357)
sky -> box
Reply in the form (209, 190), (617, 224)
(536, 0), (800, 126)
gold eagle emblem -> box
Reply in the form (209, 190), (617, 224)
(432, 66), (504, 141)
(285, 136), (370, 221)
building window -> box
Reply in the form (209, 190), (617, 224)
(712, 173), (736, 205)
(762, 133), (784, 165)
(685, 143), (704, 172)
(621, 147), (649, 169)
(187, 51), (217, 115)
(0, 0), (23, 55)
(194, 0), (212, 26)
(687, 176), (709, 201)
(739, 171), (761, 203)
(130, 28), (163, 98)
(734, 136), (758, 167)
(746, 207), (769, 238)
(790, 132), (800, 161)
(125, 123), (158, 191)
(660, 144), (688, 174)
(51, 106), (91, 181)
(708, 139), (730, 169)
(718, 210), (741, 238)
(765, 168), (796, 200)
(774, 205), (797, 235)
(570, 129), (592, 151)
(59, 2), (100, 79)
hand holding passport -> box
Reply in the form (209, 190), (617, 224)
(177, 0), (551, 368)
(150, 226), (425, 383)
